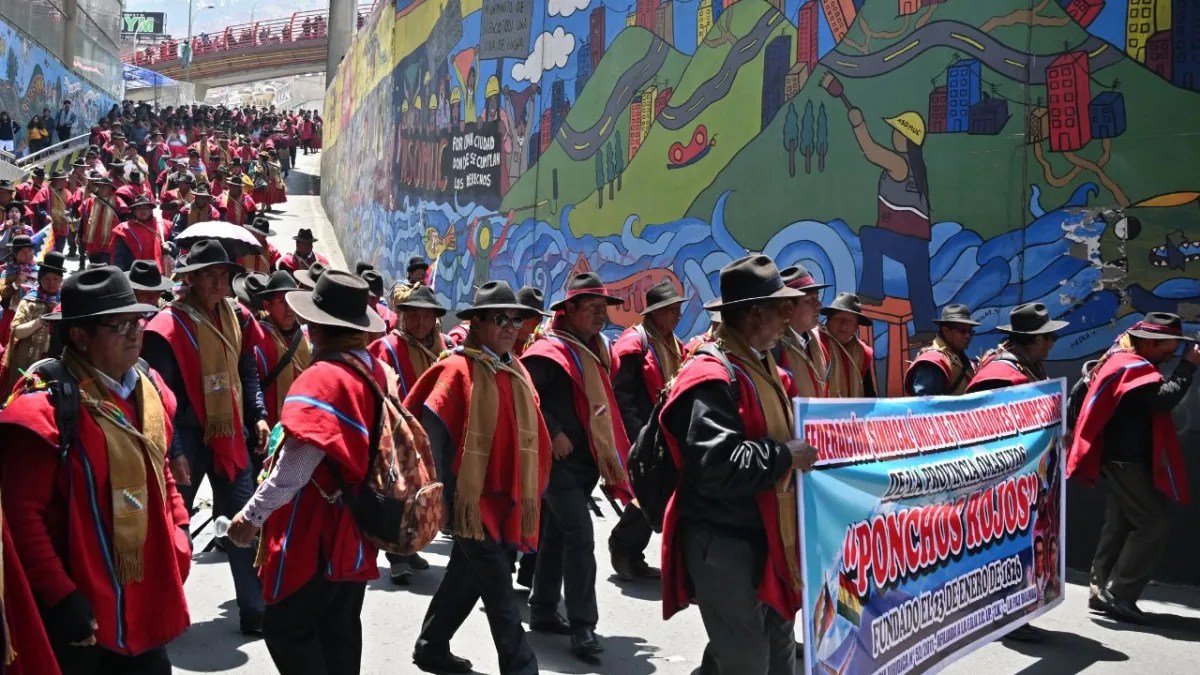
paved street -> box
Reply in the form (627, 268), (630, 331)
(170, 152), (1200, 674)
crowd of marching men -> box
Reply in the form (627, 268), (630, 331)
(0, 176), (1196, 675)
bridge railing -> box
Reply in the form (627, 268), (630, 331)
(124, 3), (375, 67)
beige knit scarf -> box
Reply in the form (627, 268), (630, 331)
(546, 329), (627, 486)
(175, 299), (243, 446)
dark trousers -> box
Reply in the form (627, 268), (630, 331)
(1089, 461), (1173, 601)
(417, 537), (538, 675)
(858, 226), (935, 331)
(57, 126), (72, 144)
(609, 503), (653, 560)
(529, 483), (599, 628)
(177, 433), (265, 618)
(683, 524), (795, 675)
(263, 574), (367, 675)
(52, 644), (171, 675)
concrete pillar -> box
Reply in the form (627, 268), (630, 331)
(326, 0), (355, 87)
(62, 0), (78, 70)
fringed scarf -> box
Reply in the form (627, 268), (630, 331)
(454, 335), (542, 541)
(780, 327), (827, 398)
(175, 299), (243, 455)
(644, 323), (683, 383)
(263, 320), (311, 403)
(64, 349), (168, 584)
(398, 329), (446, 379)
(546, 327), (627, 487)
(822, 327), (871, 398)
(715, 325), (802, 594)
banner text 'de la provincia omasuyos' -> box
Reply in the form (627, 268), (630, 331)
(796, 380), (1066, 675)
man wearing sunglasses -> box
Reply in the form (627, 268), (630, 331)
(904, 304), (979, 396)
(0, 265), (192, 673)
(964, 301), (1069, 644)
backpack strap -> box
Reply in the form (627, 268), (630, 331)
(26, 358), (80, 463)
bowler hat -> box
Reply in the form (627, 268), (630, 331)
(287, 270), (384, 332)
(641, 279), (688, 315)
(355, 261), (375, 276)
(294, 262), (328, 289)
(933, 304), (981, 326)
(1126, 312), (1195, 342)
(820, 292), (872, 327)
(780, 264), (831, 292)
(232, 272), (269, 306)
(7, 235), (33, 255)
(246, 217), (275, 237)
(294, 228), (318, 243)
(39, 251), (68, 276)
(173, 239), (244, 275)
(516, 286), (552, 317)
(457, 281), (540, 320)
(704, 255), (801, 311)
(127, 259), (174, 292)
(399, 285), (447, 317)
(42, 265), (160, 322)
(550, 272), (624, 311)
(406, 256), (429, 273)
(996, 303), (1069, 335)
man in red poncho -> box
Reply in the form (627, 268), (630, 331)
(521, 272), (629, 660)
(217, 176), (256, 227)
(76, 176), (120, 262)
(111, 196), (166, 272)
(0, 266), (192, 673)
(818, 292), (876, 397)
(904, 304), (979, 395)
(408, 281), (551, 675)
(1067, 312), (1199, 624)
(237, 217), (280, 274)
(657, 255), (816, 673)
(277, 229), (329, 276)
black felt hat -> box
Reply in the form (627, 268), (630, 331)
(355, 261), (375, 276)
(173, 239), (244, 275)
(780, 263), (831, 292)
(232, 272), (269, 306)
(287, 270), (384, 332)
(406, 256), (429, 274)
(457, 281), (540, 320)
(550, 272), (624, 311)
(361, 270), (385, 297)
(246, 217), (275, 237)
(294, 228), (318, 242)
(641, 279), (688, 315)
(398, 285), (447, 317)
(996, 303), (1069, 335)
(933, 304), (981, 327)
(42, 265), (160, 322)
(704, 255), (801, 311)
(127, 259), (174, 292)
(39, 251), (68, 276)
(1127, 312), (1196, 342)
(516, 285), (552, 317)
(294, 261), (328, 290)
(820, 292), (872, 327)
(258, 270), (299, 297)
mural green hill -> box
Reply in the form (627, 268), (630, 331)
(566, 1), (793, 236)
(500, 29), (689, 219)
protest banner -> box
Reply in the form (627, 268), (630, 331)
(796, 380), (1066, 675)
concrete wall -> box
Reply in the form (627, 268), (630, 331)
(322, 0), (1200, 585)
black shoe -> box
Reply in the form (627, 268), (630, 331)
(1096, 589), (1148, 625)
(408, 552), (431, 570)
(570, 628), (604, 659)
(412, 648), (473, 674)
(1088, 593), (1106, 612)
(611, 552), (637, 581)
(1002, 624), (1046, 643)
(240, 612), (264, 636)
(390, 561), (413, 585)
(516, 562), (535, 589)
(631, 558), (661, 580)
(529, 611), (572, 635)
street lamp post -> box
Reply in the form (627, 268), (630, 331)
(184, 0), (215, 81)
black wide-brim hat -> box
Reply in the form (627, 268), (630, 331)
(361, 270), (385, 297)
(704, 255), (801, 311)
(43, 265), (161, 322)
(294, 228), (319, 242)
(287, 270), (385, 332)
(232, 272), (269, 305)
(247, 218), (275, 237)
(997, 302), (1070, 335)
(127, 259), (175, 292)
(294, 262), (328, 290)
(258, 270), (299, 297)
(457, 281), (541, 320)
(516, 286), (552, 317)
(779, 264), (831, 292)
(1126, 312), (1195, 341)
(820, 292), (872, 326)
(173, 238), (245, 275)
(641, 279), (688, 315)
(933, 303), (981, 326)
(550, 272), (624, 311)
(398, 285), (448, 316)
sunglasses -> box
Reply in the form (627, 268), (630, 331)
(97, 315), (151, 337)
(945, 325), (975, 335)
(489, 313), (525, 329)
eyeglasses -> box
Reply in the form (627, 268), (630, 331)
(945, 325), (975, 335)
(96, 316), (149, 337)
(489, 313), (524, 329)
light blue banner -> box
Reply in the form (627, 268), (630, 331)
(797, 380), (1067, 675)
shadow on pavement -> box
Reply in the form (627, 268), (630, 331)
(1138, 582), (1200, 611)
(168, 599), (255, 672)
(608, 575), (664, 603)
(368, 561), (447, 597)
(1089, 611), (1200, 642)
(526, 633), (660, 675)
(1004, 627), (1128, 675)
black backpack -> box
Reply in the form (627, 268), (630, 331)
(628, 344), (735, 533)
(1064, 359), (1099, 439)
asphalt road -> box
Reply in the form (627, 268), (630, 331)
(820, 20), (1123, 84)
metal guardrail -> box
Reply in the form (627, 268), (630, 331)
(0, 133), (92, 167)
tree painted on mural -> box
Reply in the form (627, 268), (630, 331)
(614, 131), (625, 191)
(594, 152), (605, 208)
(800, 100), (815, 175)
(816, 103), (828, 173)
(783, 102), (799, 177)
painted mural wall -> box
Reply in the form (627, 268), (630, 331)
(0, 18), (121, 155)
(322, 0), (1200, 580)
